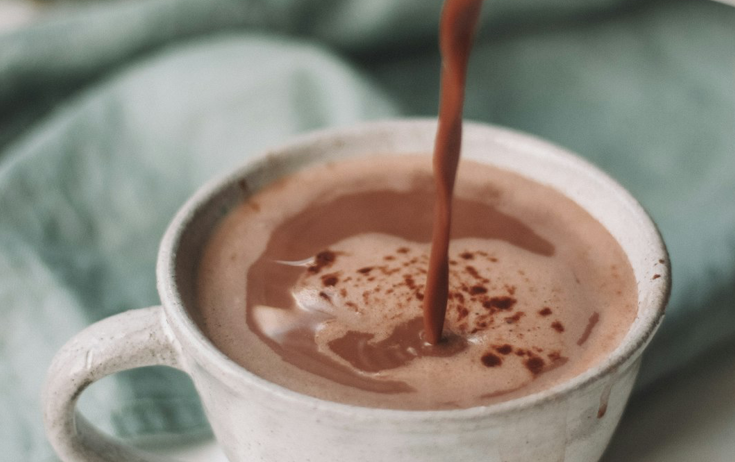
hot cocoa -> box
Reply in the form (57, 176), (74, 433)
(195, 155), (637, 410)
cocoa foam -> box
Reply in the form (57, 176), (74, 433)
(195, 156), (637, 410)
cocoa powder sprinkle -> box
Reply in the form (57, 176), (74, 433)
(505, 312), (525, 324)
(485, 296), (517, 311)
(481, 353), (503, 367)
(321, 274), (339, 287)
(524, 356), (545, 375)
(494, 344), (513, 355)
(308, 250), (337, 273)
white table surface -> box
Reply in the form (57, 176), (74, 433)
(140, 340), (735, 462)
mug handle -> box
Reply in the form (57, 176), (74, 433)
(43, 306), (185, 462)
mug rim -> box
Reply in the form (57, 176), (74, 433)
(156, 118), (670, 420)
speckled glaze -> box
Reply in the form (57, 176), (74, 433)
(43, 120), (670, 462)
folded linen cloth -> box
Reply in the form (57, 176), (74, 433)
(0, 0), (733, 460)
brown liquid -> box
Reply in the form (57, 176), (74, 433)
(195, 0), (637, 410)
(196, 156), (638, 409)
(424, 0), (484, 345)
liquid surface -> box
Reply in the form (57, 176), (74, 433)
(196, 156), (638, 410)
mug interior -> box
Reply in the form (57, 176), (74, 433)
(157, 119), (670, 416)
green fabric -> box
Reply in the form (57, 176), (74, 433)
(0, 0), (733, 460)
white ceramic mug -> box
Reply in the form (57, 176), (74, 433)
(43, 119), (670, 462)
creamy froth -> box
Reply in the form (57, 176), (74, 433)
(195, 155), (638, 410)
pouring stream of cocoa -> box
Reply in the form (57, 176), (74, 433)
(423, 0), (484, 344)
